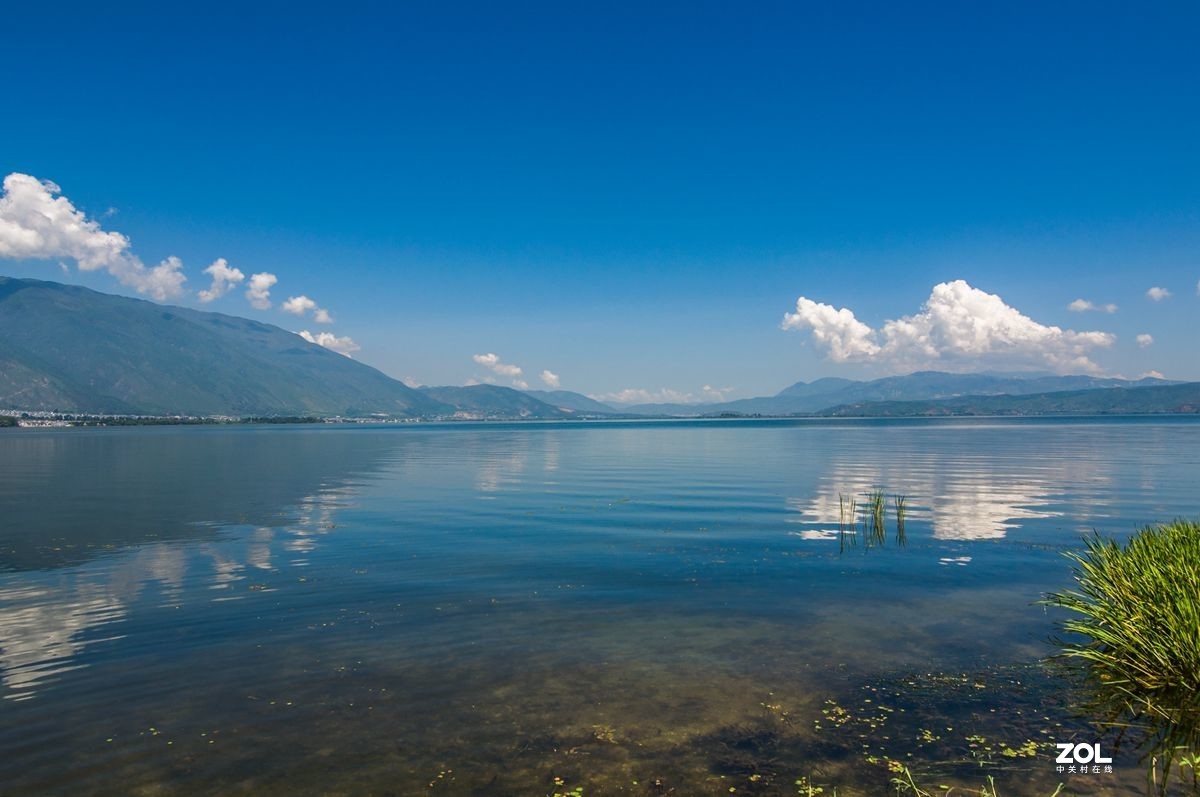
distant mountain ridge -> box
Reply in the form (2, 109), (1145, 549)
(0, 276), (449, 417)
(419, 385), (571, 419)
(816, 382), (1200, 417)
(616, 371), (1181, 416)
(0, 276), (589, 419)
(775, 376), (858, 398)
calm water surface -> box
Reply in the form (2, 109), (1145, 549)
(1, 419), (1198, 795)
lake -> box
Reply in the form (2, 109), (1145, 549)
(2, 418), (1198, 795)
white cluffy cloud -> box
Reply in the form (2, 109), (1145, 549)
(1, 172), (358, 344)
(1146, 286), (1172, 301)
(198, 258), (245, 303)
(592, 385), (733, 405)
(783, 279), (1116, 374)
(282, 295), (316, 315)
(282, 295), (334, 323)
(298, 330), (360, 356)
(473, 352), (523, 378)
(1136, 333), (1154, 348)
(784, 297), (880, 361)
(1068, 298), (1117, 313)
(540, 370), (561, 389)
(135, 256), (188, 302)
(0, 173), (188, 300)
(245, 272), (278, 309)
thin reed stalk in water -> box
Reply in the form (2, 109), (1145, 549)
(838, 493), (857, 550)
(838, 493), (847, 553)
(868, 488), (886, 545)
(894, 494), (907, 546)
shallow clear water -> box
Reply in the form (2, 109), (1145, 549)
(1, 418), (1198, 795)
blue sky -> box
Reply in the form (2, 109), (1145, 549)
(2, 1), (1197, 399)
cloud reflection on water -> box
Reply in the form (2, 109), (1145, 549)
(786, 454), (1115, 543)
(0, 489), (347, 701)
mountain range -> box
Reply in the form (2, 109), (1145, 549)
(815, 382), (1200, 417)
(418, 385), (572, 419)
(0, 277), (424, 416)
(613, 371), (1181, 416)
(1, 275), (1196, 420)
(0, 276), (540, 418)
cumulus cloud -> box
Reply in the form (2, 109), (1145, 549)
(1136, 333), (1154, 348)
(282, 295), (317, 315)
(197, 258), (245, 303)
(0, 172), (188, 300)
(512, 379), (530, 390)
(540, 370), (561, 389)
(782, 297), (880, 361)
(245, 272), (277, 309)
(0, 172), (344, 331)
(592, 388), (692, 405)
(591, 385), (734, 405)
(282, 295), (334, 323)
(298, 330), (360, 356)
(1141, 370), (1165, 379)
(0, 173), (131, 269)
(472, 352), (523, 378)
(1068, 298), (1117, 313)
(137, 255), (189, 302)
(783, 280), (1116, 374)
(700, 385), (734, 402)
(1146, 286), (1172, 301)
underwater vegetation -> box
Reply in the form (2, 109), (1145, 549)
(888, 768), (1065, 797)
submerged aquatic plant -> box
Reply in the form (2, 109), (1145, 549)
(890, 766), (1063, 796)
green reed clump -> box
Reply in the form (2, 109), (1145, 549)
(868, 488), (886, 545)
(1043, 520), (1200, 698)
(1044, 521), (1200, 794)
(894, 495), (907, 546)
